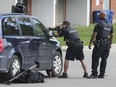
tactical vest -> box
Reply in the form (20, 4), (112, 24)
(64, 28), (79, 40)
(97, 20), (112, 39)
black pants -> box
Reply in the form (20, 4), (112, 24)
(91, 40), (110, 76)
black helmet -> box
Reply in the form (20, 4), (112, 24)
(63, 21), (70, 26)
(16, 2), (24, 7)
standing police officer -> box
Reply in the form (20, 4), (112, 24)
(88, 11), (114, 78)
(58, 21), (88, 78)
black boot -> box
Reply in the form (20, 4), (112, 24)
(87, 74), (98, 79)
(58, 73), (68, 78)
(98, 73), (105, 78)
(83, 72), (88, 78)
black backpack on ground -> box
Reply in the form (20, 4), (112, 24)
(17, 70), (45, 83)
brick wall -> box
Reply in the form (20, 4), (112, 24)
(90, 0), (103, 23)
(90, 0), (116, 23)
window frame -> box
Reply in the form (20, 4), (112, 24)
(2, 17), (20, 36)
(16, 16), (35, 36)
(30, 18), (49, 37)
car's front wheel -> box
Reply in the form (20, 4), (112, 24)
(46, 52), (63, 77)
(7, 55), (21, 79)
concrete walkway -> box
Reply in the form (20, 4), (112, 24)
(58, 44), (116, 87)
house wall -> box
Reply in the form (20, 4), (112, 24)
(56, 0), (65, 25)
(90, 0), (116, 23)
(31, 0), (90, 27)
(91, 0), (103, 10)
(0, 0), (15, 13)
(110, 0), (116, 23)
(66, 0), (90, 26)
(90, 0), (103, 23)
(32, 0), (55, 28)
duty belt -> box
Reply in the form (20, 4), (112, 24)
(97, 38), (109, 41)
(73, 39), (81, 43)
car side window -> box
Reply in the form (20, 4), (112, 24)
(17, 17), (34, 36)
(31, 18), (47, 36)
(2, 17), (20, 36)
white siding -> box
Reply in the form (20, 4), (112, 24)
(0, 0), (15, 13)
(31, 0), (90, 27)
(66, 0), (90, 26)
(32, 0), (55, 28)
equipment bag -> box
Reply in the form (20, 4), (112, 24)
(17, 70), (45, 83)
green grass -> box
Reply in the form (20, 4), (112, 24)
(56, 23), (116, 46)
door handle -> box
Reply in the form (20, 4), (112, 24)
(41, 42), (46, 45)
(34, 41), (42, 44)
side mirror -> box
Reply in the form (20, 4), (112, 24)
(48, 27), (59, 37)
(49, 31), (54, 37)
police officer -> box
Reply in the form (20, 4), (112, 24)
(16, 2), (26, 13)
(58, 21), (88, 78)
(12, 2), (26, 14)
(88, 11), (114, 78)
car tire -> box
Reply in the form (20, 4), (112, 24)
(46, 52), (63, 77)
(7, 55), (21, 79)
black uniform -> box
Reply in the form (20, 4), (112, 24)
(58, 27), (84, 61)
(92, 19), (113, 76)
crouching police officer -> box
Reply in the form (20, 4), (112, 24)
(58, 21), (88, 78)
(12, 2), (27, 14)
(88, 11), (114, 78)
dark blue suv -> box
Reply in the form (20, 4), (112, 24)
(0, 13), (63, 79)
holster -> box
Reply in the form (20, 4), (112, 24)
(66, 40), (72, 46)
(93, 40), (101, 48)
(66, 40), (83, 47)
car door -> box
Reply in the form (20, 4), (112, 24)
(16, 17), (39, 68)
(31, 18), (54, 69)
